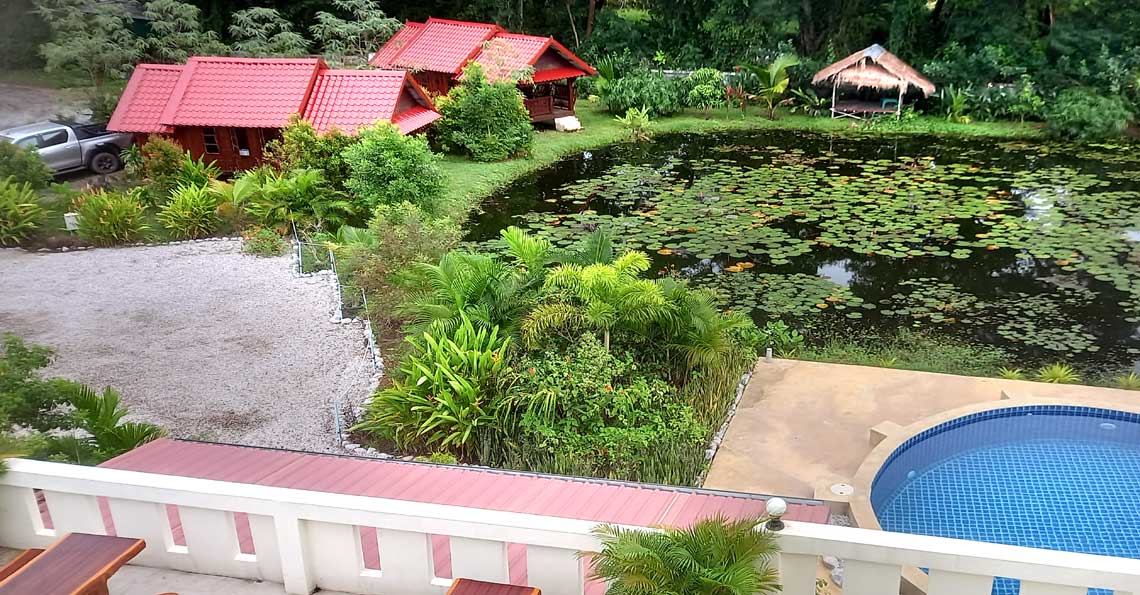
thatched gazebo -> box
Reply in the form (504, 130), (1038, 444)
(812, 44), (936, 119)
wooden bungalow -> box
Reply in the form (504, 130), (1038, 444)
(108, 57), (440, 171)
(370, 18), (597, 124)
(811, 44), (936, 119)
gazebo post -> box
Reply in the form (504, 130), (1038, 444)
(831, 81), (837, 119)
(896, 83), (904, 119)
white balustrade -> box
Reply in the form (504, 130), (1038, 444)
(0, 458), (1138, 595)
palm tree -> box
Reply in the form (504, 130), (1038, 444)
(744, 54), (801, 119)
(401, 252), (529, 336)
(522, 251), (666, 350)
(587, 515), (781, 595)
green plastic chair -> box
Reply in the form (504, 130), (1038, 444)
(881, 98), (900, 109)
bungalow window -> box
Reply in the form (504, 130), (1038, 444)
(230, 128), (251, 157)
(202, 128), (220, 154)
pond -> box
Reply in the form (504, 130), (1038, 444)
(466, 130), (1140, 373)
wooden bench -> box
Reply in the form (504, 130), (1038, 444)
(0, 532), (145, 595)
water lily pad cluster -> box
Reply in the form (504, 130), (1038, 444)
(706, 272), (865, 318)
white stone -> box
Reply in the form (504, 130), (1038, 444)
(554, 115), (582, 132)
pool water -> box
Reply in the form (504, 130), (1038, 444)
(872, 406), (1140, 595)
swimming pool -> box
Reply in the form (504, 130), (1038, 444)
(871, 405), (1140, 595)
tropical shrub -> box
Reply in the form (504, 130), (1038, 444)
(1035, 362), (1081, 384)
(1117, 372), (1140, 390)
(434, 62), (534, 162)
(1045, 88), (1132, 141)
(0, 141), (52, 189)
(0, 176), (44, 246)
(682, 68), (726, 116)
(614, 106), (652, 141)
(75, 190), (148, 246)
(353, 315), (515, 455)
(790, 88), (829, 117)
(943, 85), (972, 123)
(244, 168), (354, 230)
(242, 226), (288, 257)
(342, 123), (446, 213)
(49, 384), (165, 464)
(264, 115), (357, 191)
(175, 153), (221, 188)
(602, 69), (682, 117)
(998, 367), (1026, 380)
(755, 320), (805, 358)
(589, 515), (780, 595)
(741, 54), (800, 119)
(158, 183), (218, 239)
(132, 136), (185, 202)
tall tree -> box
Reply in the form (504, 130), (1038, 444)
(229, 7), (309, 57)
(143, 0), (227, 63)
(310, 0), (400, 67)
(34, 0), (141, 87)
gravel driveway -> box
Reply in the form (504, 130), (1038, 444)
(0, 240), (375, 453)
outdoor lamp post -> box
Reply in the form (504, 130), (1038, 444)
(765, 497), (787, 531)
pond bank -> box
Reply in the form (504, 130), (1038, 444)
(440, 103), (1045, 216)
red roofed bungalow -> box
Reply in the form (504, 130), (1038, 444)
(109, 57), (439, 171)
(371, 18), (596, 124)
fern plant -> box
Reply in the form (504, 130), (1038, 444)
(587, 515), (780, 595)
(158, 183), (219, 239)
(0, 176), (44, 246)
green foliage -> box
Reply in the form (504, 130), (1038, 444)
(588, 515), (780, 595)
(804, 330), (1011, 378)
(264, 116), (357, 191)
(56, 384), (165, 462)
(33, 0), (140, 87)
(602, 69), (681, 117)
(682, 68), (726, 116)
(354, 315), (515, 455)
(309, 0), (399, 67)
(434, 63), (534, 162)
(1035, 363), (1081, 384)
(343, 123), (446, 213)
(510, 333), (706, 481)
(790, 88), (829, 117)
(0, 141), (52, 189)
(75, 190), (148, 246)
(1045, 89), (1133, 141)
(756, 320), (804, 358)
(131, 136), (185, 203)
(1116, 372), (1140, 390)
(141, 0), (226, 63)
(158, 183), (218, 239)
(998, 367), (1026, 380)
(742, 54), (800, 119)
(0, 335), (68, 430)
(244, 168), (354, 231)
(944, 86), (972, 123)
(414, 451), (459, 464)
(229, 7), (308, 57)
(242, 226), (288, 257)
(614, 107), (652, 141)
(0, 177), (44, 246)
(176, 154), (221, 189)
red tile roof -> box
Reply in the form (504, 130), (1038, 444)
(107, 64), (184, 133)
(160, 57), (323, 128)
(371, 18), (595, 80)
(531, 66), (589, 83)
(101, 438), (830, 527)
(386, 18), (500, 74)
(109, 59), (440, 135)
(304, 69), (437, 134)
(369, 21), (425, 68)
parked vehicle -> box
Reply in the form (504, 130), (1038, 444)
(0, 122), (133, 175)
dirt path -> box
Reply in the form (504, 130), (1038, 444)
(0, 240), (375, 453)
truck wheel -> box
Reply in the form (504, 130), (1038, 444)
(88, 151), (122, 175)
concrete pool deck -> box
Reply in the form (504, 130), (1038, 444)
(704, 359), (1139, 499)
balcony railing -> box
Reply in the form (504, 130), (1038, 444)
(1, 458), (1138, 595)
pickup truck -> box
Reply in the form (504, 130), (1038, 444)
(0, 121), (133, 176)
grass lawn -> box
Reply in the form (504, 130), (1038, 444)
(439, 102), (1044, 216)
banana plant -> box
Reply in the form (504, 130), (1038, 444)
(742, 54), (801, 119)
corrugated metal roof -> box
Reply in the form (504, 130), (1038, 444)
(101, 438), (829, 526)
(393, 105), (441, 133)
(107, 64), (183, 133)
(370, 21), (426, 68)
(160, 57), (324, 128)
(386, 18), (500, 74)
(470, 33), (549, 80)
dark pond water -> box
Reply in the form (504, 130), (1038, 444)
(466, 130), (1140, 372)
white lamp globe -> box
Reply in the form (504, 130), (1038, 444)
(766, 497), (788, 518)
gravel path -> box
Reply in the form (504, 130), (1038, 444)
(0, 240), (375, 453)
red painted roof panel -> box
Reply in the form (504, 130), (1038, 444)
(370, 21), (425, 67)
(393, 106), (441, 134)
(107, 64), (183, 133)
(161, 57), (323, 128)
(101, 439), (827, 527)
(387, 18), (500, 74)
(304, 69), (410, 134)
(531, 66), (589, 83)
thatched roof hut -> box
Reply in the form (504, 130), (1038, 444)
(812, 44), (935, 97)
